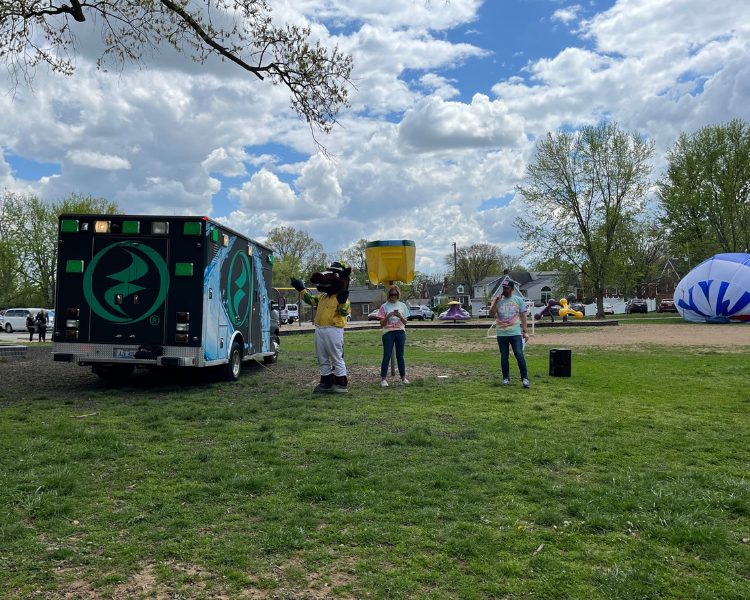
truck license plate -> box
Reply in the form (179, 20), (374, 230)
(114, 348), (136, 359)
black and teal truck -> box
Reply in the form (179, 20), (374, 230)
(52, 214), (281, 381)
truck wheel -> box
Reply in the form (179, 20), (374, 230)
(264, 335), (280, 364)
(93, 364), (134, 381)
(225, 341), (242, 381)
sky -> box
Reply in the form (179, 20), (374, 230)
(2, 0), (749, 275)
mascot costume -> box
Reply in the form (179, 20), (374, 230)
(291, 261), (352, 393)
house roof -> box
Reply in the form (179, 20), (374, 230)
(475, 275), (502, 287)
(348, 287), (385, 304)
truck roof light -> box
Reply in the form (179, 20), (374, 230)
(94, 220), (110, 233)
(60, 219), (79, 233)
(122, 220), (140, 234)
(151, 221), (169, 234)
(184, 221), (202, 236)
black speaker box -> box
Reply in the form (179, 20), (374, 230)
(549, 348), (572, 377)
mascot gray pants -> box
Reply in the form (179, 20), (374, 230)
(314, 326), (347, 376)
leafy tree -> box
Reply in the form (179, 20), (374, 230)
(334, 238), (369, 286)
(605, 218), (668, 297)
(1, 1), (353, 136)
(444, 243), (508, 291)
(265, 225), (327, 283)
(0, 191), (118, 307)
(658, 119), (750, 262)
(516, 122), (654, 317)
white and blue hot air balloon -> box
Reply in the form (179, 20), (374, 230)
(674, 253), (750, 323)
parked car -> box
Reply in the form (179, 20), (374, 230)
(407, 305), (425, 321)
(1, 308), (44, 332)
(280, 303), (299, 324)
(603, 303), (614, 315)
(625, 298), (648, 314)
(477, 305), (492, 318)
(656, 299), (677, 313)
(367, 309), (381, 321)
(408, 305), (434, 320)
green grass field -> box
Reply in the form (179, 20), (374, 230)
(1, 325), (748, 599)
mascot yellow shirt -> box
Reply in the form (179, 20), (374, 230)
(302, 291), (350, 328)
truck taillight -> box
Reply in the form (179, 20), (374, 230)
(176, 323), (189, 332)
(65, 308), (80, 339)
(175, 334), (189, 343)
(176, 312), (189, 323)
(94, 220), (110, 233)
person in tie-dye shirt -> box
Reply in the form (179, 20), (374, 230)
(490, 276), (530, 388)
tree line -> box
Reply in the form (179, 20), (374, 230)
(517, 119), (750, 316)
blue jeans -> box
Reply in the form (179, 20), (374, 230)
(381, 330), (406, 378)
(497, 335), (528, 379)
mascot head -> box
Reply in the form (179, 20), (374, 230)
(310, 261), (351, 295)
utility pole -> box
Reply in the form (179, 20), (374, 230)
(452, 241), (457, 283)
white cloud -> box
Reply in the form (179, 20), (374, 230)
(398, 94), (527, 152)
(202, 147), (249, 177)
(66, 150), (131, 170)
(228, 169), (297, 211)
(552, 5), (582, 25)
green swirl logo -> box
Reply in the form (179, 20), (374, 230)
(83, 241), (169, 324)
(226, 250), (252, 327)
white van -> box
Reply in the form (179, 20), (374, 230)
(1, 308), (44, 332)
(280, 303), (299, 324)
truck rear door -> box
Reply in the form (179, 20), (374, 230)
(85, 237), (170, 346)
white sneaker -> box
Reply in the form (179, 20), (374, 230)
(502, 378), (510, 386)
(401, 378), (410, 385)
(522, 378), (531, 388)
(380, 379), (389, 387)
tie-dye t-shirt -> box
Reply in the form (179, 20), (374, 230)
(495, 295), (524, 337)
(378, 301), (410, 332)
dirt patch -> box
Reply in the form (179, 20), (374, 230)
(53, 558), (357, 600)
(526, 323), (750, 348)
(413, 323), (750, 353)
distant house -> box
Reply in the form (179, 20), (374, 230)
(471, 271), (564, 313)
(433, 278), (471, 309)
(347, 286), (386, 320)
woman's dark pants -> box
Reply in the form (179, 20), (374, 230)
(497, 335), (528, 379)
(381, 330), (406, 378)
